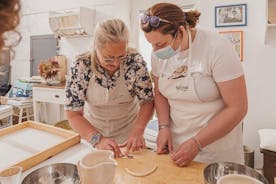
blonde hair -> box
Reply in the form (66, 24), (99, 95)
(77, 18), (135, 77)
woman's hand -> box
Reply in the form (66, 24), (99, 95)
(119, 126), (146, 156)
(156, 128), (173, 154)
(171, 138), (200, 167)
(95, 137), (122, 158)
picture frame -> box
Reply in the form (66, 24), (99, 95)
(215, 4), (247, 27)
(219, 30), (243, 61)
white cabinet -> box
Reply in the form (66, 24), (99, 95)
(32, 85), (66, 123)
(265, 0), (276, 44)
(33, 87), (65, 105)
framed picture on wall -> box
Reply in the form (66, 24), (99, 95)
(215, 4), (247, 27)
(219, 30), (243, 61)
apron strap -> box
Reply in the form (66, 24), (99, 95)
(159, 59), (168, 78)
(119, 60), (124, 80)
(187, 28), (192, 77)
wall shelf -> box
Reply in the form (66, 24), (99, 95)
(49, 7), (95, 38)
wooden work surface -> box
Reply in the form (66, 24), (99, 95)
(114, 149), (206, 184)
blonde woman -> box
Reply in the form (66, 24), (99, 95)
(65, 19), (154, 157)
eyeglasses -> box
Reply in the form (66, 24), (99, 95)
(97, 51), (127, 63)
(140, 14), (172, 27)
(102, 56), (127, 63)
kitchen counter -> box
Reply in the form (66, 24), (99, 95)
(21, 140), (207, 184)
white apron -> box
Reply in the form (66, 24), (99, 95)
(158, 30), (244, 164)
(84, 62), (139, 144)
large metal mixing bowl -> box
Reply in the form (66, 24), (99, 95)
(203, 162), (269, 184)
(21, 163), (80, 184)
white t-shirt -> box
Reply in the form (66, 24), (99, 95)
(151, 28), (243, 83)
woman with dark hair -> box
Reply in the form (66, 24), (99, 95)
(0, 0), (21, 95)
(141, 3), (247, 166)
(0, 0), (21, 51)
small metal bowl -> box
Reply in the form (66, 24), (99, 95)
(203, 162), (269, 184)
(22, 163), (80, 184)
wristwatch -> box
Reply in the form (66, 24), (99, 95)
(89, 132), (101, 147)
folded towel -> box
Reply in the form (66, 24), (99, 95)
(144, 119), (158, 151)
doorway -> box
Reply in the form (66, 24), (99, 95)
(30, 35), (57, 76)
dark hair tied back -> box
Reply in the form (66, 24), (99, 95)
(184, 10), (201, 28)
(141, 3), (201, 37)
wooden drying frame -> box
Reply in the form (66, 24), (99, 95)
(0, 121), (80, 172)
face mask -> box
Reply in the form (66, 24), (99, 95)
(154, 33), (180, 60)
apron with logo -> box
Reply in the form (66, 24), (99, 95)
(84, 62), (139, 144)
(158, 30), (244, 164)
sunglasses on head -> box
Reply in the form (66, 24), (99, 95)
(140, 13), (172, 27)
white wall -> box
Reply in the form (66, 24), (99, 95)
(13, 0), (131, 81)
(133, 0), (276, 169)
(200, 0), (276, 169)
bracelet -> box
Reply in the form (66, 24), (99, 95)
(89, 132), (101, 148)
(193, 136), (203, 151)
(158, 124), (169, 130)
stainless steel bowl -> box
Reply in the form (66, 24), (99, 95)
(22, 163), (80, 184)
(203, 162), (269, 184)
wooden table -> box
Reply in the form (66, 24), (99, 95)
(115, 149), (206, 184)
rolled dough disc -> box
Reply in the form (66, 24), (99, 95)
(124, 157), (157, 177)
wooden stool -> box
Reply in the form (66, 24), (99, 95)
(0, 105), (13, 128)
(7, 98), (34, 124)
(260, 148), (276, 184)
(13, 103), (34, 123)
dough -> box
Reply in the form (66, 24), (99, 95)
(123, 157), (157, 177)
(125, 164), (157, 177)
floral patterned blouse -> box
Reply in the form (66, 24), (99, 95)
(65, 52), (153, 111)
